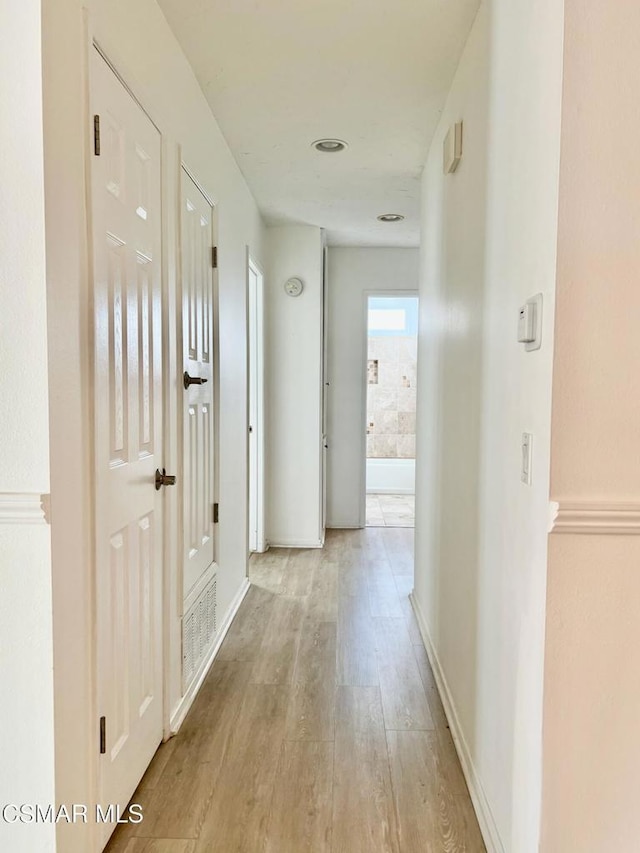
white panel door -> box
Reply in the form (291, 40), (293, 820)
(320, 247), (329, 537)
(91, 50), (164, 841)
(181, 169), (216, 596)
(248, 258), (265, 553)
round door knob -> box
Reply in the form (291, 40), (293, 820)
(155, 468), (177, 490)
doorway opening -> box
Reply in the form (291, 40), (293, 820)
(248, 254), (265, 553)
(365, 295), (418, 528)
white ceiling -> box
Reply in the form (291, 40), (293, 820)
(157, 0), (480, 247)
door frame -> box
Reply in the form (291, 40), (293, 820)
(246, 250), (266, 553)
(360, 290), (419, 528)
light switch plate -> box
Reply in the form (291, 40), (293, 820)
(518, 303), (536, 343)
(521, 433), (533, 485)
(519, 294), (543, 351)
(443, 121), (463, 174)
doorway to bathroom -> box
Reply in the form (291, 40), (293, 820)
(365, 296), (418, 528)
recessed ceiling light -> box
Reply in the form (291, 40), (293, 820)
(377, 213), (405, 222)
(312, 138), (348, 153)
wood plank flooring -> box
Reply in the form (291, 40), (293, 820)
(106, 528), (485, 853)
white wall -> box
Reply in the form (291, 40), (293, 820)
(412, 2), (564, 851)
(0, 2), (56, 851)
(265, 225), (324, 547)
(43, 1), (266, 849)
(542, 1), (640, 849)
(326, 248), (419, 528)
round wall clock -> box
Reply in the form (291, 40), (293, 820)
(284, 277), (304, 297)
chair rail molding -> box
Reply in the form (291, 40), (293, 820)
(0, 492), (50, 525)
(549, 500), (640, 535)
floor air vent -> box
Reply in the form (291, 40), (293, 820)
(182, 574), (217, 691)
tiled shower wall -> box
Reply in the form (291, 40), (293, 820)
(366, 335), (417, 458)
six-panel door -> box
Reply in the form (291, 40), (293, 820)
(91, 50), (164, 844)
(181, 170), (216, 597)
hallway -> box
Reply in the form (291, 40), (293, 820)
(106, 529), (484, 853)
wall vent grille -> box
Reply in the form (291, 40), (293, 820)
(182, 574), (217, 691)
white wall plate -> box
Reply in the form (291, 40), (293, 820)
(443, 121), (463, 174)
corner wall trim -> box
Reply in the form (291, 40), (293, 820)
(169, 576), (250, 734)
(550, 501), (640, 535)
(409, 593), (506, 853)
(0, 492), (50, 525)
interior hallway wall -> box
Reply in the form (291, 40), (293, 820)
(0, 2), (56, 852)
(326, 248), (419, 528)
(265, 225), (324, 547)
(542, 1), (640, 849)
(43, 1), (266, 849)
(412, 1), (564, 850)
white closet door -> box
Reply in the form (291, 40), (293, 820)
(91, 49), (164, 843)
(248, 258), (265, 553)
(181, 169), (216, 596)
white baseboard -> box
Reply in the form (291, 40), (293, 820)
(267, 538), (323, 549)
(170, 577), (250, 734)
(410, 593), (505, 853)
(366, 487), (414, 495)
(326, 522), (363, 530)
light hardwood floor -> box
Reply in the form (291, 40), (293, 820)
(106, 528), (485, 853)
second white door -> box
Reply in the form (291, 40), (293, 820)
(248, 258), (265, 553)
(181, 169), (217, 596)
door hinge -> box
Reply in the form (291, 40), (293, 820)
(213, 502), (219, 524)
(212, 246), (218, 269)
(93, 115), (101, 156)
(99, 716), (106, 754)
